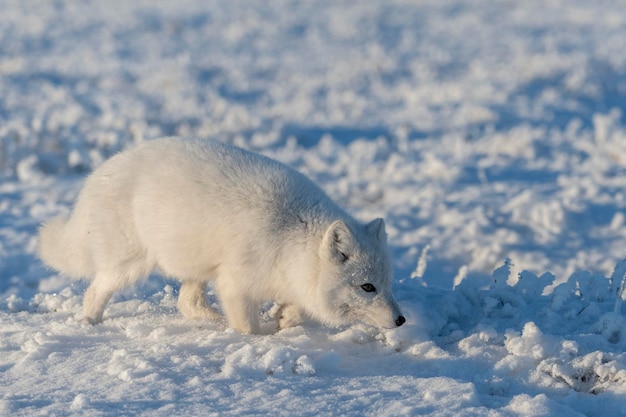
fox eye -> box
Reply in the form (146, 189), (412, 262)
(361, 283), (376, 293)
(339, 251), (349, 263)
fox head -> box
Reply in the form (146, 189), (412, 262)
(314, 218), (405, 329)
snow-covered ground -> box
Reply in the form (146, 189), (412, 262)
(2, 0), (626, 415)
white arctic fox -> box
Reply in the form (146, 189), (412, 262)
(38, 138), (405, 333)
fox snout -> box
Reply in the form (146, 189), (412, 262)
(376, 313), (406, 329)
(388, 297), (405, 328)
(375, 302), (406, 329)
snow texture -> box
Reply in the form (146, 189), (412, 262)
(2, 0), (626, 415)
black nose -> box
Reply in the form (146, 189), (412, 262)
(395, 316), (406, 327)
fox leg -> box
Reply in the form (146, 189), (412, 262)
(82, 272), (123, 324)
(220, 294), (260, 334)
(274, 304), (306, 330)
(177, 280), (221, 321)
(214, 277), (260, 334)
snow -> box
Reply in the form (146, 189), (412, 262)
(2, 0), (626, 415)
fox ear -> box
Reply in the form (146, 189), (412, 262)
(366, 218), (386, 242)
(322, 220), (355, 263)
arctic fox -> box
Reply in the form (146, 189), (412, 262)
(38, 138), (405, 333)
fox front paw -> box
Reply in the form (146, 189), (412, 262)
(274, 304), (306, 330)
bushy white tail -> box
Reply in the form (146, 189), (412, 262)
(38, 216), (93, 278)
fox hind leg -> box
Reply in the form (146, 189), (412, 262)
(82, 272), (125, 324)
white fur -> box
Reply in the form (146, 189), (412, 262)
(38, 138), (404, 333)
